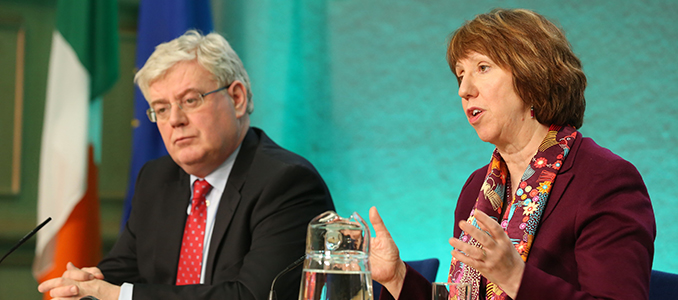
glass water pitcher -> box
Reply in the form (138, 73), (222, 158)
(298, 211), (373, 300)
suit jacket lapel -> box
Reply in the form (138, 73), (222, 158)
(155, 169), (191, 283)
(204, 128), (258, 283)
(540, 131), (581, 223)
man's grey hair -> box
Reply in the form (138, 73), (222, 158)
(134, 30), (253, 114)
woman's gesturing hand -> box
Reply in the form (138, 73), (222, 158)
(368, 206), (407, 298)
(449, 210), (525, 299)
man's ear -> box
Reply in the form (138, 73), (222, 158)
(228, 80), (248, 117)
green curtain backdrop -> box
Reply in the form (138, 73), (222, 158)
(214, 0), (678, 281)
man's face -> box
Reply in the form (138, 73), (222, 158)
(148, 60), (249, 177)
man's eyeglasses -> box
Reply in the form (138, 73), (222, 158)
(146, 83), (232, 123)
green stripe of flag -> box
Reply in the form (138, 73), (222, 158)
(56, 0), (119, 100)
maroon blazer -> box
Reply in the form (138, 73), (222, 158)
(383, 133), (656, 300)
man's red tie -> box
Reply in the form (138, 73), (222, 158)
(176, 179), (212, 285)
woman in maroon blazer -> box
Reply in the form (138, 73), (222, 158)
(368, 8), (655, 300)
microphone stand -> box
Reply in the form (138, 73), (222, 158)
(268, 255), (305, 300)
(0, 217), (51, 265)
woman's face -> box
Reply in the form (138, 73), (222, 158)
(455, 52), (530, 147)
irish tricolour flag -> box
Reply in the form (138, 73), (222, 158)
(33, 0), (119, 289)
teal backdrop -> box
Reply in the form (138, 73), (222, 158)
(213, 0), (678, 281)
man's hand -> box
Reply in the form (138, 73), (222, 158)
(38, 262), (120, 300)
(61, 262), (105, 281)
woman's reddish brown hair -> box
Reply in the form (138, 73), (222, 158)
(448, 8), (586, 128)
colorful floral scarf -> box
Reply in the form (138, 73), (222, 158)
(448, 125), (577, 300)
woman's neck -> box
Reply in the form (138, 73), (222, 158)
(497, 123), (550, 191)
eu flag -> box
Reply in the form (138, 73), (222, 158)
(122, 0), (214, 230)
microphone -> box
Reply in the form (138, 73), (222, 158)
(0, 217), (52, 265)
(268, 255), (305, 300)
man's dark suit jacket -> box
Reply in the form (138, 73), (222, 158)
(99, 127), (335, 300)
(383, 133), (656, 300)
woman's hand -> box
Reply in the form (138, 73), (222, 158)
(368, 206), (407, 297)
(449, 210), (525, 298)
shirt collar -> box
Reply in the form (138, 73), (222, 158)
(190, 145), (241, 193)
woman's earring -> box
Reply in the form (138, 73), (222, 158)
(530, 106), (534, 119)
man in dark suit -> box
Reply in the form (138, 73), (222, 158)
(39, 30), (334, 300)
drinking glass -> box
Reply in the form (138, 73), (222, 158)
(432, 282), (470, 300)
